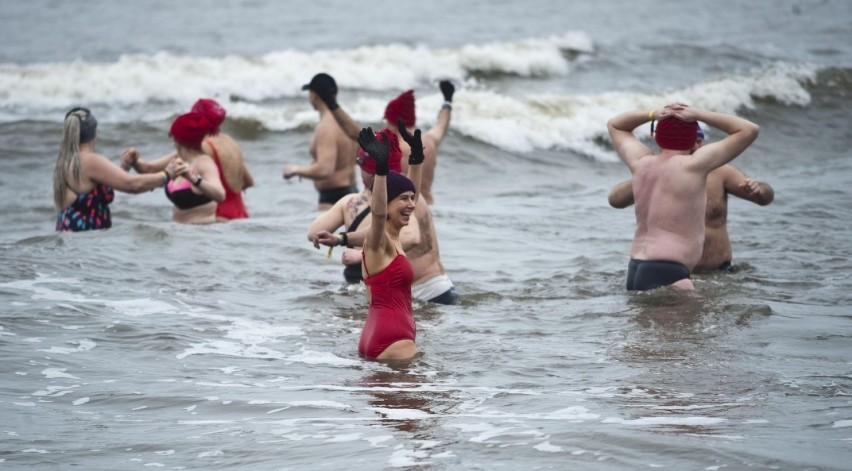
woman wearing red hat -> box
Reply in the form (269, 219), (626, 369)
(163, 111), (226, 224)
(125, 99), (252, 221)
(190, 99), (253, 220)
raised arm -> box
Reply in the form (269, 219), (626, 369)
(397, 118), (423, 199)
(312, 79), (362, 141)
(678, 107), (759, 173)
(359, 128), (390, 255)
(607, 109), (655, 171)
(424, 80), (454, 146)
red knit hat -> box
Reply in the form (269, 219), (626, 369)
(654, 118), (699, 151)
(357, 128), (402, 175)
(170, 112), (214, 150)
(191, 98), (226, 132)
(384, 90), (416, 128)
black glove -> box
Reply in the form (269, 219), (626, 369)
(314, 81), (339, 111)
(358, 127), (389, 176)
(439, 80), (455, 102)
(397, 118), (424, 166)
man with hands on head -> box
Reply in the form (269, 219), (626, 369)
(607, 126), (773, 272)
(607, 102), (759, 291)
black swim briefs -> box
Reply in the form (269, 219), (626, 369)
(318, 185), (358, 205)
(626, 258), (691, 291)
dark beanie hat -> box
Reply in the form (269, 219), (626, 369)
(385, 170), (416, 203)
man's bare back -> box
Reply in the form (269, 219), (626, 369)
(608, 103), (759, 290)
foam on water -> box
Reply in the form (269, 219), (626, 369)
(0, 35), (819, 163)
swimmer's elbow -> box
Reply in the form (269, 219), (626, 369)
(607, 194), (620, 208)
(743, 122), (760, 142)
(607, 192), (631, 209)
(123, 176), (153, 194)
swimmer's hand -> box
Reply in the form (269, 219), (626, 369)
(341, 248), (362, 266)
(739, 178), (761, 197)
(358, 127), (389, 176)
(309, 230), (339, 249)
(397, 118), (424, 166)
(314, 80), (339, 111)
(120, 147), (138, 172)
(282, 164), (299, 180)
(167, 158), (188, 180)
(439, 80), (455, 102)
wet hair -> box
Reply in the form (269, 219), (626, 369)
(53, 108), (97, 209)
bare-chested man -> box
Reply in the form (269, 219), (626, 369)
(607, 103), (759, 290)
(306, 92), (457, 304)
(283, 73), (359, 210)
(608, 127), (774, 272)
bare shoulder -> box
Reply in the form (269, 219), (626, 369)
(79, 150), (114, 173)
(316, 114), (340, 133)
(195, 153), (220, 171)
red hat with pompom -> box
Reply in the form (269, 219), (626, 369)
(384, 90), (415, 129)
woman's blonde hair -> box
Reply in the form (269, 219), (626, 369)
(53, 108), (96, 209)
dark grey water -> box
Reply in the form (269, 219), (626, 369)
(2, 1), (852, 469)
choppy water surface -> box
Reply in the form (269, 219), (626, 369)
(2, 1), (852, 469)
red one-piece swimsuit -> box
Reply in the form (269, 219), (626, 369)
(208, 142), (249, 220)
(358, 251), (415, 359)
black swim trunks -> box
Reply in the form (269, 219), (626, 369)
(626, 258), (691, 291)
(319, 185), (358, 205)
(428, 287), (459, 305)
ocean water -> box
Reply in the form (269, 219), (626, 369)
(2, 0), (852, 469)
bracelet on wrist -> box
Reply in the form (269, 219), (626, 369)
(192, 175), (203, 186)
(442, 101), (452, 110)
(160, 171), (169, 184)
(337, 231), (348, 247)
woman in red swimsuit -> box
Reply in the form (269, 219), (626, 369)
(356, 121), (423, 360)
(190, 99), (253, 220)
(123, 98), (253, 221)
